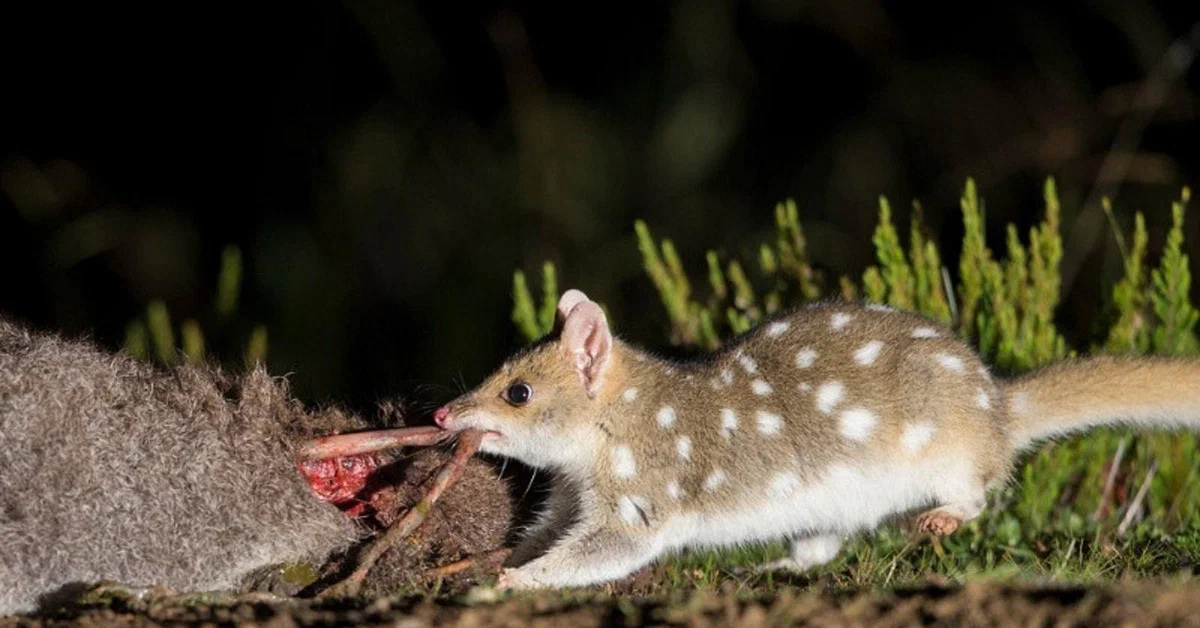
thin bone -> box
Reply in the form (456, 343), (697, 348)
(296, 426), (452, 460)
(423, 548), (512, 580)
(319, 429), (484, 598)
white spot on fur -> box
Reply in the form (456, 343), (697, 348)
(911, 327), (940, 339)
(766, 321), (791, 337)
(901, 422), (936, 453)
(722, 369), (735, 384)
(612, 445), (637, 479)
(978, 366), (991, 379)
(618, 495), (649, 525)
(751, 379), (773, 396)
(657, 406), (677, 429)
(756, 411), (784, 435)
(1009, 391), (1030, 415)
(816, 381), (845, 414)
(720, 409), (739, 439)
(798, 382), (813, 392)
(703, 469), (727, 492)
(667, 481), (685, 500)
(830, 312), (854, 330)
(795, 347), (818, 368)
(839, 408), (878, 441)
(665, 367), (676, 376)
(676, 436), (692, 461)
(622, 388), (639, 402)
(976, 389), (991, 410)
(737, 353), (759, 375)
(769, 472), (801, 497)
(867, 303), (893, 312)
(935, 353), (965, 373)
(854, 340), (884, 366)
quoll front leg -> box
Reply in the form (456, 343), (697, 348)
(498, 519), (655, 589)
(757, 534), (844, 573)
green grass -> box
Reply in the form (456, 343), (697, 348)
(513, 178), (1200, 590)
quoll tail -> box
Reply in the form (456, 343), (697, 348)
(1003, 356), (1200, 451)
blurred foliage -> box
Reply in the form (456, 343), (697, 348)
(512, 261), (560, 343)
(123, 245), (268, 368)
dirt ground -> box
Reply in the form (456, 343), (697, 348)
(4, 581), (1200, 628)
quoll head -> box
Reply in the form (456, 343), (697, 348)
(435, 289), (617, 469)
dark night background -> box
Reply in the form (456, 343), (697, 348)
(2, 1), (1198, 412)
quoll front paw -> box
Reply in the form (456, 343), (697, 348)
(496, 567), (542, 590)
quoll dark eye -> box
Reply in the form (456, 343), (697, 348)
(505, 383), (533, 406)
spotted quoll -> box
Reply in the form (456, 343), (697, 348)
(435, 289), (1200, 589)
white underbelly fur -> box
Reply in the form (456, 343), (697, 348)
(654, 457), (974, 552)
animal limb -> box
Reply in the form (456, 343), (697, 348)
(296, 426), (452, 460)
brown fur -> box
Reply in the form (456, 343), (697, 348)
(1005, 355), (1200, 448)
(450, 302), (1010, 525)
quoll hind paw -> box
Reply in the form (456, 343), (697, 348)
(916, 510), (963, 536)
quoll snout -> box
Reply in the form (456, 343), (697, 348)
(434, 406), (451, 428)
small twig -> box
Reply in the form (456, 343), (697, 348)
(423, 548), (512, 580)
(1117, 459), (1158, 537)
(1093, 437), (1129, 522)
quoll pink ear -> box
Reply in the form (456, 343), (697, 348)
(556, 289), (612, 398)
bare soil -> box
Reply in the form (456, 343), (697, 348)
(4, 581), (1200, 627)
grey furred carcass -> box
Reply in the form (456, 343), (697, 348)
(0, 318), (365, 614)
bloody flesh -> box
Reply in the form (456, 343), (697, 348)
(293, 426), (494, 596)
(296, 454), (382, 517)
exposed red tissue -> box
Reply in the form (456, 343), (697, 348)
(296, 453), (381, 517)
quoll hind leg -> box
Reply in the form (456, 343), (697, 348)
(757, 534), (844, 573)
(915, 481), (987, 536)
(498, 522), (655, 589)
